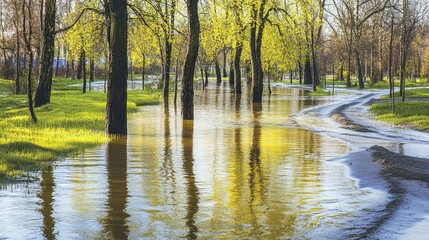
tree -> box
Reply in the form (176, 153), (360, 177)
(34, 0), (56, 107)
(399, 0), (425, 101)
(106, 0), (128, 135)
(248, 0), (270, 103)
(181, 0), (200, 120)
(22, 0), (37, 122)
(332, 0), (391, 89)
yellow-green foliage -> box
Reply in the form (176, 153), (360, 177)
(0, 79), (160, 179)
(371, 101), (429, 131)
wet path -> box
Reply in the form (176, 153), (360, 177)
(0, 85), (428, 239)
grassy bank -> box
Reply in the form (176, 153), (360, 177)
(0, 77), (160, 179)
(370, 88), (429, 131)
(0, 78), (13, 94)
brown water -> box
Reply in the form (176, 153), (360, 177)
(0, 86), (391, 239)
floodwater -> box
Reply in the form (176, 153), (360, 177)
(1, 84), (428, 239)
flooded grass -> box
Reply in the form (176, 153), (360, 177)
(0, 78), (161, 179)
(309, 87), (330, 96)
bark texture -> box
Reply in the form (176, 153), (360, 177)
(181, 0), (200, 120)
(106, 0), (128, 135)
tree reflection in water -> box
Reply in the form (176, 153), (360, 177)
(39, 165), (56, 240)
(182, 120), (199, 239)
(103, 137), (130, 239)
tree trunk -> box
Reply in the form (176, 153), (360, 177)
(164, 39), (172, 99)
(347, 29), (353, 87)
(181, 0), (200, 120)
(215, 60), (221, 85)
(311, 32), (320, 90)
(290, 70), (293, 84)
(228, 61), (234, 86)
(204, 68), (208, 88)
(55, 44), (60, 77)
(174, 56), (179, 106)
(89, 59), (94, 91)
(106, 0), (128, 135)
(82, 51), (86, 93)
(15, 18), (21, 95)
(355, 33), (365, 89)
(246, 62), (252, 85)
(23, 0), (37, 122)
(65, 59), (70, 78)
(34, 0), (56, 107)
(142, 54), (145, 90)
(250, 3), (266, 103)
(298, 61), (303, 84)
(77, 53), (82, 79)
(71, 60), (75, 79)
(222, 48), (227, 78)
(234, 45), (242, 94)
(200, 68), (204, 89)
(304, 55), (312, 84)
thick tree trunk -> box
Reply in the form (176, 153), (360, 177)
(215, 60), (221, 85)
(106, 0), (128, 135)
(304, 55), (312, 84)
(181, 0), (200, 120)
(250, 3), (266, 103)
(234, 45), (242, 94)
(34, 0), (56, 107)
(164, 40), (172, 99)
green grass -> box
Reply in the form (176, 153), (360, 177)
(0, 78), (14, 94)
(0, 77), (160, 180)
(381, 87), (429, 99)
(309, 87), (330, 96)
(370, 101), (429, 131)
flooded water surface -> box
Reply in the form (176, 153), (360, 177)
(0, 86), (418, 239)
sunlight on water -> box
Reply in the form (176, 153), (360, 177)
(0, 86), (391, 239)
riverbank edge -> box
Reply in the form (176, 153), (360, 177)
(0, 86), (162, 181)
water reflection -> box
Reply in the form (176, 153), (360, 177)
(38, 165), (56, 240)
(102, 138), (129, 239)
(1, 86), (385, 239)
(161, 101), (176, 194)
(182, 120), (200, 239)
